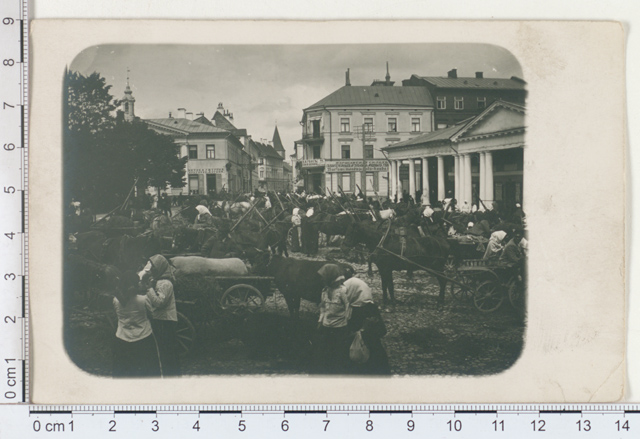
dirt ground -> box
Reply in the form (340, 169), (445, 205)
(65, 247), (525, 377)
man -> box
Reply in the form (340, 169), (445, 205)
(500, 230), (525, 265)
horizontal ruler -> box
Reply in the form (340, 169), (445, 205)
(0, 405), (637, 438)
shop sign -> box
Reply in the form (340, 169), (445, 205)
(300, 159), (325, 168)
(325, 159), (389, 173)
(188, 168), (224, 174)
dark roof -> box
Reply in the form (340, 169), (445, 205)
(145, 118), (228, 134)
(194, 115), (214, 126)
(410, 75), (526, 90)
(306, 85), (434, 110)
(283, 162), (292, 172)
(251, 139), (283, 160)
(383, 121), (469, 149)
(272, 126), (285, 152)
(212, 111), (238, 131)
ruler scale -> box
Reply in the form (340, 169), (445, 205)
(0, 0), (28, 405)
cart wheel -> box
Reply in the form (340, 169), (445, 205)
(287, 227), (295, 248)
(473, 280), (505, 313)
(450, 274), (475, 302)
(220, 284), (265, 315)
(176, 311), (196, 358)
(508, 278), (526, 312)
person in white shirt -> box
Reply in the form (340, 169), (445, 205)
(112, 270), (161, 377)
(142, 254), (180, 376)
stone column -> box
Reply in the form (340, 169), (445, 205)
(464, 154), (472, 206)
(408, 158), (416, 201)
(437, 156), (445, 201)
(390, 160), (397, 201)
(454, 155), (460, 201)
(485, 152), (494, 207)
(421, 157), (430, 205)
(397, 160), (403, 199)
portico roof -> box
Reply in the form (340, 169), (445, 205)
(382, 121), (469, 150)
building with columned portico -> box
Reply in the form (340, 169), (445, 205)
(382, 100), (525, 208)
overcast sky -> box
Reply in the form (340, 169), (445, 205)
(69, 44), (522, 158)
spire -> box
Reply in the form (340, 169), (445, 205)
(385, 61), (391, 84)
(272, 125), (285, 157)
(122, 68), (135, 122)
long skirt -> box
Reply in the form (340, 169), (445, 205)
(347, 305), (391, 375)
(151, 319), (181, 377)
(112, 334), (161, 377)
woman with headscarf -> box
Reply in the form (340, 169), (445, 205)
(483, 230), (507, 261)
(194, 204), (214, 226)
(314, 264), (350, 374)
(112, 270), (161, 377)
(291, 208), (303, 251)
(342, 269), (390, 375)
(142, 254), (180, 376)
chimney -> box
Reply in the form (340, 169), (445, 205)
(177, 108), (186, 118)
(229, 112), (234, 121)
(447, 68), (457, 78)
(475, 71), (483, 79)
(345, 68), (351, 86)
(186, 112), (193, 120)
(168, 111), (172, 118)
(217, 102), (224, 110)
(196, 112), (204, 118)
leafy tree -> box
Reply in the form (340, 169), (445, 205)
(63, 69), (186, 212)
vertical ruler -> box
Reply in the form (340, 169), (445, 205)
(0, 0), (28, 403)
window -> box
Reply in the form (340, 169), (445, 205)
(341, 145), (351, 159)
(364, 117), (374, 133)
(477, 97), (486, 109)
(206, 144), (215, 159)
(189, 175), (199, 195)
(387, 117), (397, 133)
(454, 97), (464, 110)
(366, 172), (375, 192)
(340, 118), (350, 133)
(260, 170), (264, 178)
(437, 96), (446, 109)
(341, 173), (351, 191)
(364, 145), (374, 159)
(313, 145), (322, 159)
(188, 145), (198, 159)
(411, 117), (421, 132)
(311, 120), (321, 137)
(258, 158), (264, 165)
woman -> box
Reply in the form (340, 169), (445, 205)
(143, 254), (180, 377)
(483, 230), (507, 261)
(291, 208), (302, 251)
(343, 271), (391, 375)
(315, 264), (350, 374)
(112, 270), (161, 377)
(194, 204), (214, 226)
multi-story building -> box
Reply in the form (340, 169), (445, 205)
(402, 69), (527, 129)
(296, 67), (435, 196)
(145, 111), (252, 195)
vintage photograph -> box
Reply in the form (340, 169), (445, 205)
(63, 43), (528, 378)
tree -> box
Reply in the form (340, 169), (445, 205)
(63, 69), (186, 211)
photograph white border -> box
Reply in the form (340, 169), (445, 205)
(30, 20), (625, 403)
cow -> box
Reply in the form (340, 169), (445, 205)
(253, 253), (352, 319)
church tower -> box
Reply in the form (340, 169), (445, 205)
(122, 69), (136, 122)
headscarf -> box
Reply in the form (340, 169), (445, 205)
(292, 208), (300, 216)
(489, 230), (507, 244)
(422, 205), (434, 218)
(306, 207), (314, 218)
(195, 205), (212, 216)
(317, 264), (345, 287)
(149, 254), (175, 282)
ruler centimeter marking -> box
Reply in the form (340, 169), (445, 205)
(0, 0), (27, 404)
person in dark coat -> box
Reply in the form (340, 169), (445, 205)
(301, 209), (319, 256)
(343, 269), (390, 375)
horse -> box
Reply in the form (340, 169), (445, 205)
(343, 221), (450, 306)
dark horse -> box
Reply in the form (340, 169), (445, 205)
(344, 221), (450, 306)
